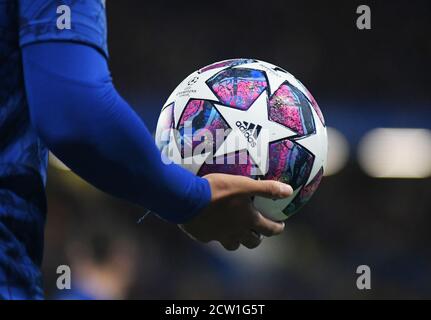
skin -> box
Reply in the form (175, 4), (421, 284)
(180, 173), (293, 251)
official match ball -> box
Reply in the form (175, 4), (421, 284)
(155, 59), (328, 221)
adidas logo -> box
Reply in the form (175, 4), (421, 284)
(235, 121), (262, 147)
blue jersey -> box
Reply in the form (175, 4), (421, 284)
(0, 0), (108, 299)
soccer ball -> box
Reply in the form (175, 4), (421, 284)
(155, 59), (327, 221)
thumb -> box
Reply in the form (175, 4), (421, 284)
(204, 174), (293, 200)
(248, 179), (293, 199)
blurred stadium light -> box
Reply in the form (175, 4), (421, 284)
(358, 128), (431, 178)
(324, 127), (349, 176)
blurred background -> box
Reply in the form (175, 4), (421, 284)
(42, 0), (431, 299)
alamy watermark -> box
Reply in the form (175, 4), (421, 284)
(56, 4), (372, 31)
(356, 265), (371, 290)
(56, 5), (71, 30)
(157, 123), (271, 170)
(56, 265), (71, 290)
(356, 5), (371, 30)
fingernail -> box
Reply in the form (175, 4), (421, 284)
(278, 183), (293, 196)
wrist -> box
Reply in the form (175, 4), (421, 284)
(177, 176), (212, 223)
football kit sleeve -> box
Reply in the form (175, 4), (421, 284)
(20, 2), (211, 223)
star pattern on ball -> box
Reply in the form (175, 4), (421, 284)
(164, 67), (228, 124)
(157, 59), (327, 220)
(232, 61), (298, 96)
(293, 105), (328, 185)
(213, 90), (297, 175)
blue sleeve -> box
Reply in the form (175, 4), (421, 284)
(21, 42), (211, 224)
(19, 0), (109, 58)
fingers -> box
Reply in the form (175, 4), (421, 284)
(233, 176), (293, 199)
(249, 179), (293, 199)
(220, 232), (262, 250)
(251, 211), (285, 237)
(219, 206), (285, 250)
(190, 174), (289, 253)
(206, 174), (293, 199)
(240, 230), (263, 249)
(220, 239), (240, 251)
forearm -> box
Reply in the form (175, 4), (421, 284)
(22, 42), (210, 223)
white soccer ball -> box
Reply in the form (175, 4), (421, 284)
(155, 59), (327, 221)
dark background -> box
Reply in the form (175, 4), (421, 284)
(42, 0), (431, 299)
